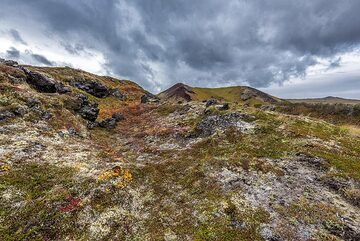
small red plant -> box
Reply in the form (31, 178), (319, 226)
(60, 196), (81, 213)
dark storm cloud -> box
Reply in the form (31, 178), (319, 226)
(31, 54), (54, 66)
(6, 47), (20, 59)
(1, 0), (360, 92)
(9, 29), (27, 45)
(60, 42), (86, 55)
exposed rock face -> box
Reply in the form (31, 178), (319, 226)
(193, 112), (255, 137)
(75, 94), (99, 122)
(0, 58), (18, 67)
(111, 89), (126, 100)
(71, 77), (110, 98)
(21, 68), (71, 94)
(22, 68), (57, 93)
(158, 83), (195, 102)
(98, 118), (117, 129)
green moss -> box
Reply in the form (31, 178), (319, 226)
(194, 204), (270, 241)
(0, 163), (82, 241)
(0, 163), (75, 199)
(310, 150), (360, 180)
(287, 119), (344, 140)
(0, 86), (26, 107)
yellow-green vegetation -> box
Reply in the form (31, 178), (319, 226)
(194, 203), (270, 241)
(191, 86), (281, 106)
(341, 124), (360, 137)
(156, 103), (183, 116)
(192, 86), (247, 102)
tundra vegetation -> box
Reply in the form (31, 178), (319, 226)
(0, 59), (359, 240)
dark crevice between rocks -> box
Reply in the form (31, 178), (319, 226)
(141, 93), (160, 104)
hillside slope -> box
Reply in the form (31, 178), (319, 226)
(159, 83), (282, 106)
(1, 60), (360, 241)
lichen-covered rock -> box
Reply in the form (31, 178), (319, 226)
(193, 112), (255, 137)
(0, 107), (28, 122)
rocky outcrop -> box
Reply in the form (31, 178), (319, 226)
(98, 113), (124, 129)
(111, 89), (126, 100)
(70, 77), (110, 98)
(0, 58), (19, 67)
(205, 99), (218, 107)
(74, 94), (99, 122)
(71, 77), (125, 99)
(218, 103), (230, 111)
(21, 68), (71, 94)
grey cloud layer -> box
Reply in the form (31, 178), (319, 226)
(9, 29), (27, 45)
(1, 0), (360, 92)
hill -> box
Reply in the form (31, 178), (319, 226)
(288, 96), (360, 105)
(158, 83), (283, 106)
(1, 59), (360, 240)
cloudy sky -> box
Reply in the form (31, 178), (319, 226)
(1, 0), (360, 98)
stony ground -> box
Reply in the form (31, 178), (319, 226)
(0, 60), (360, 240)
